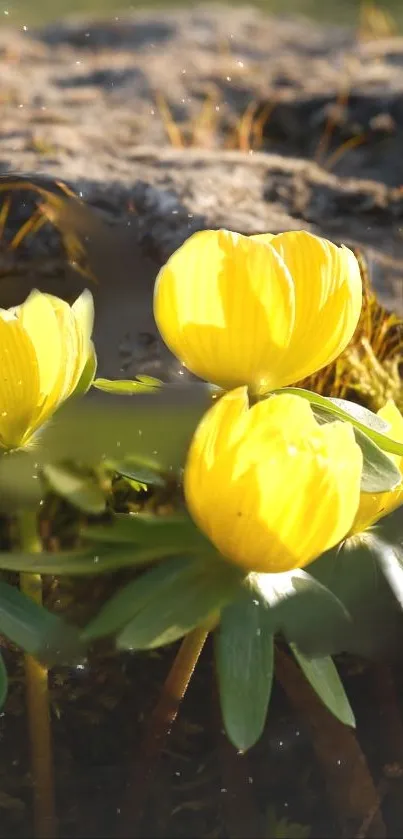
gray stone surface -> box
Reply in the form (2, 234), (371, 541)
(0, 5), (402, 377)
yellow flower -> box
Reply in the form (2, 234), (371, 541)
(184, 388), (363, 573)
(0, 288), (94, 451)
(351, 400), (403, 534)
(154, 229), (362, 392)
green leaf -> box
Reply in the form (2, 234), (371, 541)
(114, 464), (166, 488)
(309, 536), (403, 657)
(289, 645), (355, 726)
(352, 427), (401, 493)
(215, 587), (274, 751)
(0, 544), (164, 575)
(277, 387), (403, 457)
(82, 554), (242, 646)
(313, 407), (401, 493)
(369, 536), (403, 609)
(42, 463), (107, 514)
(83, 512), (209, 552)
(0, 581), (83, 665)
(249, 568), (352, 655)
(116, 555), (242, 651)
(327, 396), (390, 432)
(72, 346), (97, 396)
(93, 376), (162, 394)
(0, 514), (209, 578)
(0, 652), (7, 710)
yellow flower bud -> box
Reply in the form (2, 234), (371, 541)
(0, 288), (94, 451)
(351, 400), (403, 534)
(184, 388), (363, 573)
(154, 229), (362, 392)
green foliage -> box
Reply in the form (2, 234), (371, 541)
(314, 410), (401, 492)
(0, 580), (83, 665)
(308, 535), (403, 657)
(93, 375), (162, 394)
(83, 510), (208, 550)
(365, 535), (403, 610)
(215, 586), (274, 750)
(83, 553), (243, 648)
(43, 462), (107, 514)
(275, 388), (401, 492)
(279, 387), (403, 456)
(249, 568), (352, 656)
(0, 544), (162, 575)
(290, 645), (355, 726)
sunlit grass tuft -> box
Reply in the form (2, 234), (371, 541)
(301, 248), (403, 411)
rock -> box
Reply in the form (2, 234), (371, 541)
(0, 5), (402, 378)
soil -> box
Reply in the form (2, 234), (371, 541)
(1, 5), (403, 838)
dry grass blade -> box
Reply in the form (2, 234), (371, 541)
(358, 0), (398, 42)
(324, 133), (368, 171)
(155, 91), (185, 148)
(0, 177), (98, 283)
(301, 248), (403, 410)
(314, 85), (351, 165)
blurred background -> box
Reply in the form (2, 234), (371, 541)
(1, 0), (402, 28)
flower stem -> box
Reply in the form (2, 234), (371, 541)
(18, 510), (56, 839)
(275, 646), (386, 837)
(118, 625), (209, 838)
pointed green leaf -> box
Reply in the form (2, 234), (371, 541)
(81, 555), (188, 641)
(370, 536), (403, 609)
(0, 581), (83, 665)
(249, 568), (352, 656)
(352, 426), (401, 493)
(215, 587), (274, 751)
(327, 396), (389, 432)
(313, 407), (401, 493)
(0, 544), (166, 575)
(277, 387), (403, 456)
(117, 556), (242, 650)
(290, 645), (355, 726)
(93, 376), (161, 394)
(309, 536), (403, 657)
(115, 464), (165, 488)
(82, 554), (242, 646)
(0, 652), (7, 710)
(43, 463), (106, 514)
(82, 512), (209, 552)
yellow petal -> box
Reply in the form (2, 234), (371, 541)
(184, 390), (362, 573)
(6, 289), (95, 446)
(266, 231), (362, 386)
(154, 228), (362, 392)
(41, 292), (80, 402)
(71, 289), (94, 348)
(351, 400), (403, 534)
(0, 313), (41, 449)
(16, 291), (62, 399)
(154, 229), (295, 391)
(70, 289), (95, 391)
